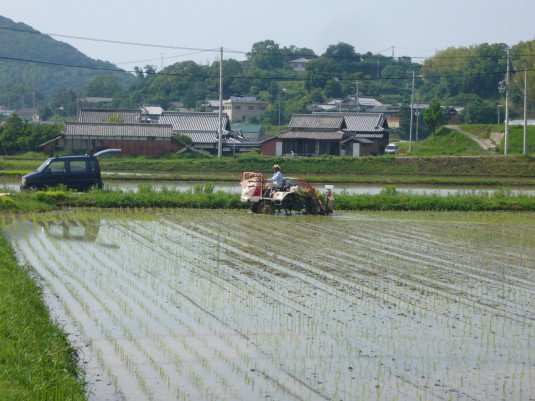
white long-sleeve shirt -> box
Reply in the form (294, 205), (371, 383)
(268, 171), (284, 186)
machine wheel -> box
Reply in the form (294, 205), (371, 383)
(251, 203), (260, 214)
(281, 193), (305, 214)
(304, 197), (319, 215)
(258, 201), (275, 215)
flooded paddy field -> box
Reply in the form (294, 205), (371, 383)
(4, 209), (535, 401)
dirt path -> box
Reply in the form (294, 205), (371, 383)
(445, 124), (500, 153)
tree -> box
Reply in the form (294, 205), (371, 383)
(172, 134), (192, 147)
(50, 89), (78, 117)
(81, 75), (124, 98)
(247, 40), (285, 70)
(0, 113), (25, 154)
(461, 99), (496, 124)
(325, 79), (342, 98)
(423, 99), (444, 135)
(322, 42), (360, 74)
(304, 57), (339, 91)
(0, 113), (62, 154)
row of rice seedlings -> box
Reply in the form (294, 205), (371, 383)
(112, 216), (330, 400)
(357, 216), (535, 299)
(86, 214), (316, 398)
(81, 220), (272, 398)
(101, 211), (535, 398)
(9, 211), (535, 398)
(180, 212), (432, 396)
(10, 219), (203, 400)
(5, 220), (134, 399)
(120, 212), (372, 396)
(8, 212), (362, 396)
(195, 211), (532, 398)
(330, 214), (535, 324)
(330, 216), (535, 396)
(164, 212), (440, 396)
(26, 227), (170, 400)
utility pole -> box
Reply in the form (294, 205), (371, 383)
(504, 48), (510, 156)
(218, 47), (223, 158)
(278, 94), (281, 133)
(409, 71), (415, 152)
(355, 81), (360, 112)
(524, 69), (528, 155)
(415, 99), (420, 143)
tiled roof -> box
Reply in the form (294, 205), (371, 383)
(353, 133), (387, 139)
(341, 137), (374, 144)
(81, 97), (113, 103)
(367, 104), (401, 113)
(185, 132), (218, 144)
(279, 131), (344, 140)
(288, 114), (345, 130)
(343, 113), (389, 132)
(78, 109), (141, 124)
(64, 122), (174, 138)
(159, 112), (231, 132)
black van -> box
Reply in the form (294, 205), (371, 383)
(20, 149), (121, 191)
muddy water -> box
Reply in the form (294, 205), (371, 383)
(4, 210), (535, 401)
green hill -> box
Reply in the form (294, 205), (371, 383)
(0, 16), (133, 105)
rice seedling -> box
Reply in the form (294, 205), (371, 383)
(2, 208), (534, 400)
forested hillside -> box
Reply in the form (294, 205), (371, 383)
(0, 16), (133, 109)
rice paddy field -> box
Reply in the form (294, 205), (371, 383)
(3, 209), (535, 401)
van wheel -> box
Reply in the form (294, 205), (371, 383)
(28, 184), (40, 191)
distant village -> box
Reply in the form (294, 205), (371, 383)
(0, 93), (439, 158)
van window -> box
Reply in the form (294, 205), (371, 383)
(49, 161), (65, 173)
(69, 160), (87, 173)
(89, 159), (98, 172)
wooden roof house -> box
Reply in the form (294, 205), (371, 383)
(42, 122), (177, 157)
(261, 113), (390, 157)
(78, 108), (142, 124)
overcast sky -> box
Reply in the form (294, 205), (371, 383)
(2, 0), (534, 71)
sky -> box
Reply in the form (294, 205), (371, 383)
(2, 0), (535, 72)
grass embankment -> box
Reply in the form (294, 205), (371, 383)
(2, 184), (534, 212)
(398, 126), (483, 156)
(3, 153), (535, 186)
(0, 235), (87, 400)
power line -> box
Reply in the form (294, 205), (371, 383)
(2, 54), (534, 84)
(3, 25), (535, 62)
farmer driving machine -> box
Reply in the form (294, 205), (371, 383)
(240, 172), (334, 215)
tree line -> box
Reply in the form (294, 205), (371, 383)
(38, 40), (533, 124)
(2, 36), (534, 154)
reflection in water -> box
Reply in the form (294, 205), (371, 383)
(37, 217), (118, 248)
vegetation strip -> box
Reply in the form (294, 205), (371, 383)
(1, 184), (534, 212)
(0, 234), (87, 400)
